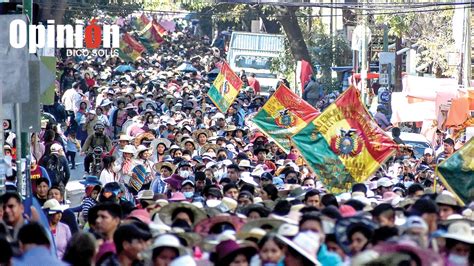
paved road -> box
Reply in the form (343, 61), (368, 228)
(65, 154), (86, 207)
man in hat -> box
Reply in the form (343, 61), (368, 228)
(82, 123), (112, 175)
(40, 143), (70, 187)
(111, 134), (131, 159)
(435, 193), (460, 221)
(84, 110), (99, 137)
(151, 162), (175, 194)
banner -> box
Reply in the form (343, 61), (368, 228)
(207, 62), (243, 113)
(252, 84), (319, 153)
(118, 32), (146, 61)
(133, 14), (149, 31)
(152, 20), (168, 38)
(292, 86), (396, 194)
(436, 138), (474, 206)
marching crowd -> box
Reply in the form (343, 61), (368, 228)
(1, 14), (473, 266)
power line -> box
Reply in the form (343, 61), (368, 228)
(36, 1), (468, 19)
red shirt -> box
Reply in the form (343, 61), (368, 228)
(30, 165), (45, 194)
(248, 77), (261, 93)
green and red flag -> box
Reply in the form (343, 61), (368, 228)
(132, 13), (149, 31)
(138, 21), (162, 53)
(291, 86), (397, 194)
(252, 84), (320, 153)
(207, 62), (243, 113)
(436, 138), (474, 206)
(152, 20), (168, 38)
(118, 32), (146, 62)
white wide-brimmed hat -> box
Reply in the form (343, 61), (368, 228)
(42, 199), (68, 214)
(120, 144), (136, 154)
(442, 220), (474, 244)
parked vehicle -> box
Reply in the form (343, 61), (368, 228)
(227, 32), (284, 94)
(385, 131), (432, 158)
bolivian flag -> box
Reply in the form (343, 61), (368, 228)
(207, 62), (243, 113)
(133, 14), (149, 31)
(152, 20), (168, 38)
(118, 33), (146, 62)
(291, 86), (396, 194)
(138, 22), (161, 53)
(436, 138), (474, 206)
(252, 84), (320, 153)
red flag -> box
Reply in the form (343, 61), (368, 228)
(300, 60), (313, 93)
(140, 14), (150, 25)
(152, 20), (167, 38)
(123, 32), (146, 54)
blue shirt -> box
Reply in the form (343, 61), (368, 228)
(13, 246), (69, 266)
(318, 244), (343, 266)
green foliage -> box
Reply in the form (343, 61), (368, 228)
(308, 22), (351, 77)
(376, 8), (456, 77)
(64, 1), (141, 24)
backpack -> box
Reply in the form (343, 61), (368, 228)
(45, 154), (65, 186)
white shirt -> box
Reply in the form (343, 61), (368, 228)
(100, 169), (116, 185)
(61, 88), (81, 112)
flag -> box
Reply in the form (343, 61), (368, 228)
(132, 13), (149, 31)
(138, 22), (161, 53)
(299, 60), (313, 93)
(291, 86), (397, 194)
(252, 84), (320, 153)
(118, 33), (146, 61)
(207, 61), (243, 113)
(152, 20), (167, 37)
(445, 97), (470, 126)
(436, 138), (474, 205)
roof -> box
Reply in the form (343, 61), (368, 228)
(229, 32), (284, 53)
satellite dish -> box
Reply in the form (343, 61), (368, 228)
(352, 25), (372, 51)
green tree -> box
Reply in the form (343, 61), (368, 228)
(181, 1), (311, 62)
(376, 8), (456, 78)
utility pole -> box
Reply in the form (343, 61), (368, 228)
(361, 0), (368, 105)
(463, 5), (471, 88)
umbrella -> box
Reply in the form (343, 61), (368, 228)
(114, 65), (136, 73)
(176, 62), (198, 73)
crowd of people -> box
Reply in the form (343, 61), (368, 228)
(1, 13), (473, 266)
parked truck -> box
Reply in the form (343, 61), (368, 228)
(227, 31), (285, 94)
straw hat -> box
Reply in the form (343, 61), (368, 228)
(201, 143), (221, 153)
(153, 162), (176, 173)
(236, 227), (267, 242)
(134, 132), (155, 146)
(442, 220), (474, 244)
(276, 232), (321, 266)
(42, 199), (68, 214)
(151, 138), (172, 150)
(135, 145), (151, 157)
(120, 145), (136, 154)
(118, 134), (132, 141)
(181, 138), (196, 150)
(159, 202), (207, 226)
(192, 129), (212, 142)
(148, 234), (189, 256)
(194, 215), (247, 237)
(240, 218), (285, 233)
